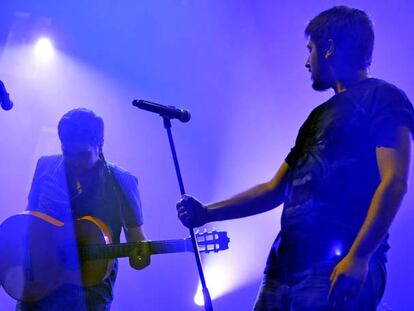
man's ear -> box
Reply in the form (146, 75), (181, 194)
(325, 39), (334, 59)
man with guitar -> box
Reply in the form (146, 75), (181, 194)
(17, 108), (150, 310)
(177, 6), (414, 310)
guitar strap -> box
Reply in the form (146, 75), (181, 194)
(99, 153), (127, 230)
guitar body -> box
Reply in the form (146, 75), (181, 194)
(0, 212), (113, 302)
(74, 216), (114, 287)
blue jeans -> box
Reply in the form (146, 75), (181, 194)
(16, 301), (110, 311)
(15, 284), (112, 311)
(253, 259), (386, 311)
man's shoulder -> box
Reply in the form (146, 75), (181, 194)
(38, 154), (63, 162)
(36, 154), (64, 170)
(108, 162), (137, 181)
(366, 78), (409, 100)
(107, 162), (140, 195)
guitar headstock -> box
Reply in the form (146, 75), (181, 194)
(188, 230), (230, 254)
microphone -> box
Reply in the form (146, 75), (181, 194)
(0, 80), (13, 111)
(132, 99), (191, 123)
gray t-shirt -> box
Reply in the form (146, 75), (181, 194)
(20, 155), (143, 309)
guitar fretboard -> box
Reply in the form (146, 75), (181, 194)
(79, 239), (192, 260)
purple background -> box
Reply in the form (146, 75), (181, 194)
(0, 1), (412, 310)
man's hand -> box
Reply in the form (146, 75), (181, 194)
(328, 254), (369, 307)
(177, 195), (209, 228)
(129, 241), (151, 270)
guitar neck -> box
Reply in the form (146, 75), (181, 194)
(80, 239), (192, 260)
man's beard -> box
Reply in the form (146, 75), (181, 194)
(311, 55), (332, 91)
(311, 67), (331, 91)
(312, 78), (330, 91)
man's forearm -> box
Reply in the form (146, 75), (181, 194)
(206, 162), (289, 222)
(206, 181), (285, 222)
(125, 226), (147, 242)
(348, 177), (408, 260)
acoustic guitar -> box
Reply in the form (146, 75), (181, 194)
(0, 211), (229, 302)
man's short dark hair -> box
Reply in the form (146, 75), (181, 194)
(58, 108), (104, 147)
(305, 6), (374, 70)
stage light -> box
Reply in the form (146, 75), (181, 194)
(332, 242), (343, 257)
(194, 291), (204, 306)
(193, 265), (235, 306)
(192, 257), (244, 307)
(334, 248), (342, 257)
(34, 37), (55, 62)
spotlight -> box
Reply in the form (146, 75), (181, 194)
(332, 242), (343, 257)
(334, 248), (342, 257)
(34, 37), (55, 62)
(194, 291), (204, 306)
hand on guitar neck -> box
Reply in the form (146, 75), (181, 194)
(129, 245), (151, 270)
(124, 226), (151, 270)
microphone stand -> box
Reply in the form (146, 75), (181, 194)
(162, 116), (214, 311)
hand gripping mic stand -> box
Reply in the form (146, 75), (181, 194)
(139, 110), (214, 310)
